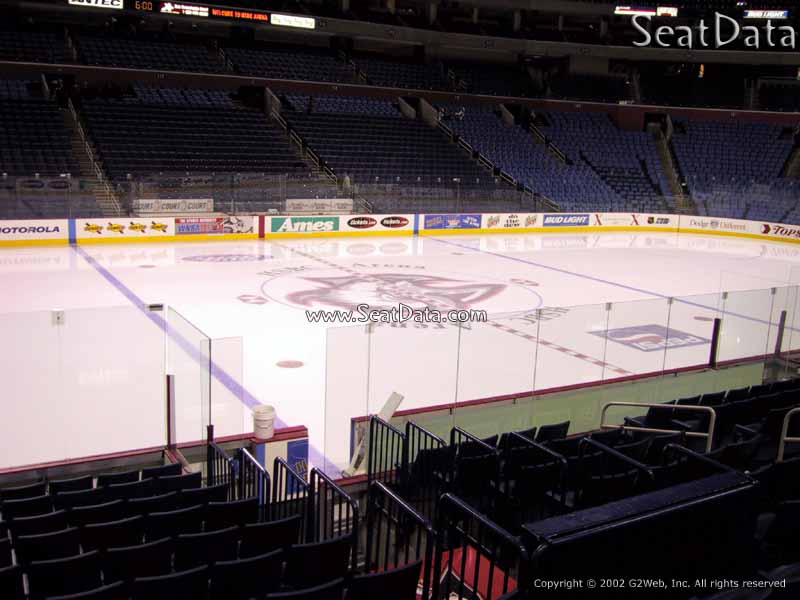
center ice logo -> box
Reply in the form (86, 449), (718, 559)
(593, 324), (710, 353)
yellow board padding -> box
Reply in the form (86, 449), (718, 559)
(679, 228), (800, 244)
(76, 233), (259, 245)
(0, 239), (70, 247)
(419, 226), (681, 236)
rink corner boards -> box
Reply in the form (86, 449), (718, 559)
(1, 213), (800, 247)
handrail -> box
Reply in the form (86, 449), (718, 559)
(450, 426), (495, 453)
(506, 432), (567, 464)
(777, 407), (800, 462)
(601, 401), (717, 453)
(366, 482), (434, 599)
(579, 437), (655, 483)
(367, 415), (406, 487)
(67, 99), (121, 215)
(237, 447), (270, 508)
(308, 468), (360, 569)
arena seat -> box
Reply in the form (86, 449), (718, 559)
(131, 564), (210, 600)
(209, 549), (284, 600)
(265, 577), (345, 600)
(47, 581), (128, 600)
(96, 470), (140, 488)
(103, 537), (174, 583)
(283, 536), (352, 590)
(50, 476), (94, 495)
(173, 526), (240, 570)
(27, 551), (102, 599)
(345, 560), (422, 600)
(67, 500), (127, 528)
(238, 515), (302, 558)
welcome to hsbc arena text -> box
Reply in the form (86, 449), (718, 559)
(305, 303), (488, 325)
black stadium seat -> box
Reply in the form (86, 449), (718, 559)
(265, 578), (344, 600)
(103, 537), (174, 583)
(131, 565), (210, 600)
(2, 494), (53, 519)
(0, 480), (47, 503)
(16, 527), (81, 565)
(178, 482), (229, 508)
(47, 581), (128, 600)
(49, 476), (94, 495)
(209, 549), (284, 600)
(54, 488), (107, 511)
(126, 492), (178, 516)
(80, 515), (145, 552)
(157, 471), (201, 494)
(0, 537), (11, 568)
(27, 551), (102, 600)
(97, 470), (139, 487)
(140, 463), (182, 480)
(106, 478), (156, 501)
(345, 560), (422, 600)
(145, 504), (204, 540)
(0, 564), (24, 600)
(239, 515), (302, 558)
(174, 526), (239, 570)
(8, 509), (68, 540)
(67, 500), (126, 528)
(536, 421), (570, 443)
(205, 497), (259, 531)
(283, 536), (352, 591)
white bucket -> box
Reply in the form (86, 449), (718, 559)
(253, 405), (276, 440)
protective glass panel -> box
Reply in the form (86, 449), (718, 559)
(718, 288), (774, 364)
(0, 309), (62, 469)
(324, 324), (370, 478)
(61, 305), (166, 460)
(209, 336), (245, 439)
(453, 315), (537, 439)
(662, 293), (722, 372)
(534, 302), (610, 391)
(604, 297), (672, 380)
(167, 307), (210, 444)
(368, 319), (460, 444)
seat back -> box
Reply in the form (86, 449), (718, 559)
(265, 577), (344, 600)
(206, 497), (259, 531)
(54, 487), (107, 511)
(8, 509), (68, 540)
(140, 463), (182, 480)
(535, 421), (570, 443)
(81, 515), (145, 552)
(239, 515), (301, 558)
(174, 526), (239, 570)
(145, 504), (204, 540)
(126, 492), (178, 516)
(284, 536), (352, 589)
(68, 500), (127, 528)
(345, 560), (422, 600)
(209, 549), (284, 600)
(2, 494), (53, 520)
(131, 565), (209, 600)
(27, 551), (102, 600)
(0, 564), (24, 600)
(0, 480), (47, 503)
(49, 476), (93, 495)
(16, 527), (80, 565)
(158, 471), (202, 494)
(107, 478), (156, 501)
(103, 538), (173, 583)
(97, 470), (140, 488)
(45, 580), (127, 600)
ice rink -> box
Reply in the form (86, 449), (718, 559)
(4, 230), (800, 473)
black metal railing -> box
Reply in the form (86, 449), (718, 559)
(404, 421), (448, 520)
(433, 493), (530, 600)
(368, 416), (406, 489)
(366, 482), (435, 600)
(236, 447), (270, 516)
(207, 441), (236, 501)
(272, 457), (310, 540)
(308, 468), (360, 570)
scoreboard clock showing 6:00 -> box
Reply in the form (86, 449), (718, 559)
(133, 0), (155, 11)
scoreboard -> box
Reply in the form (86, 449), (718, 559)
(68, 0), (316, 29)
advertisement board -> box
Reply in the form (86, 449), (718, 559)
(175, 216), (254, 235)
(132, 198), (213, 214)
(423, 214), (481, 230)
(285, 199), (354, 214)
(76, 218), (174, 240)
(0, 220), (68, 245)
